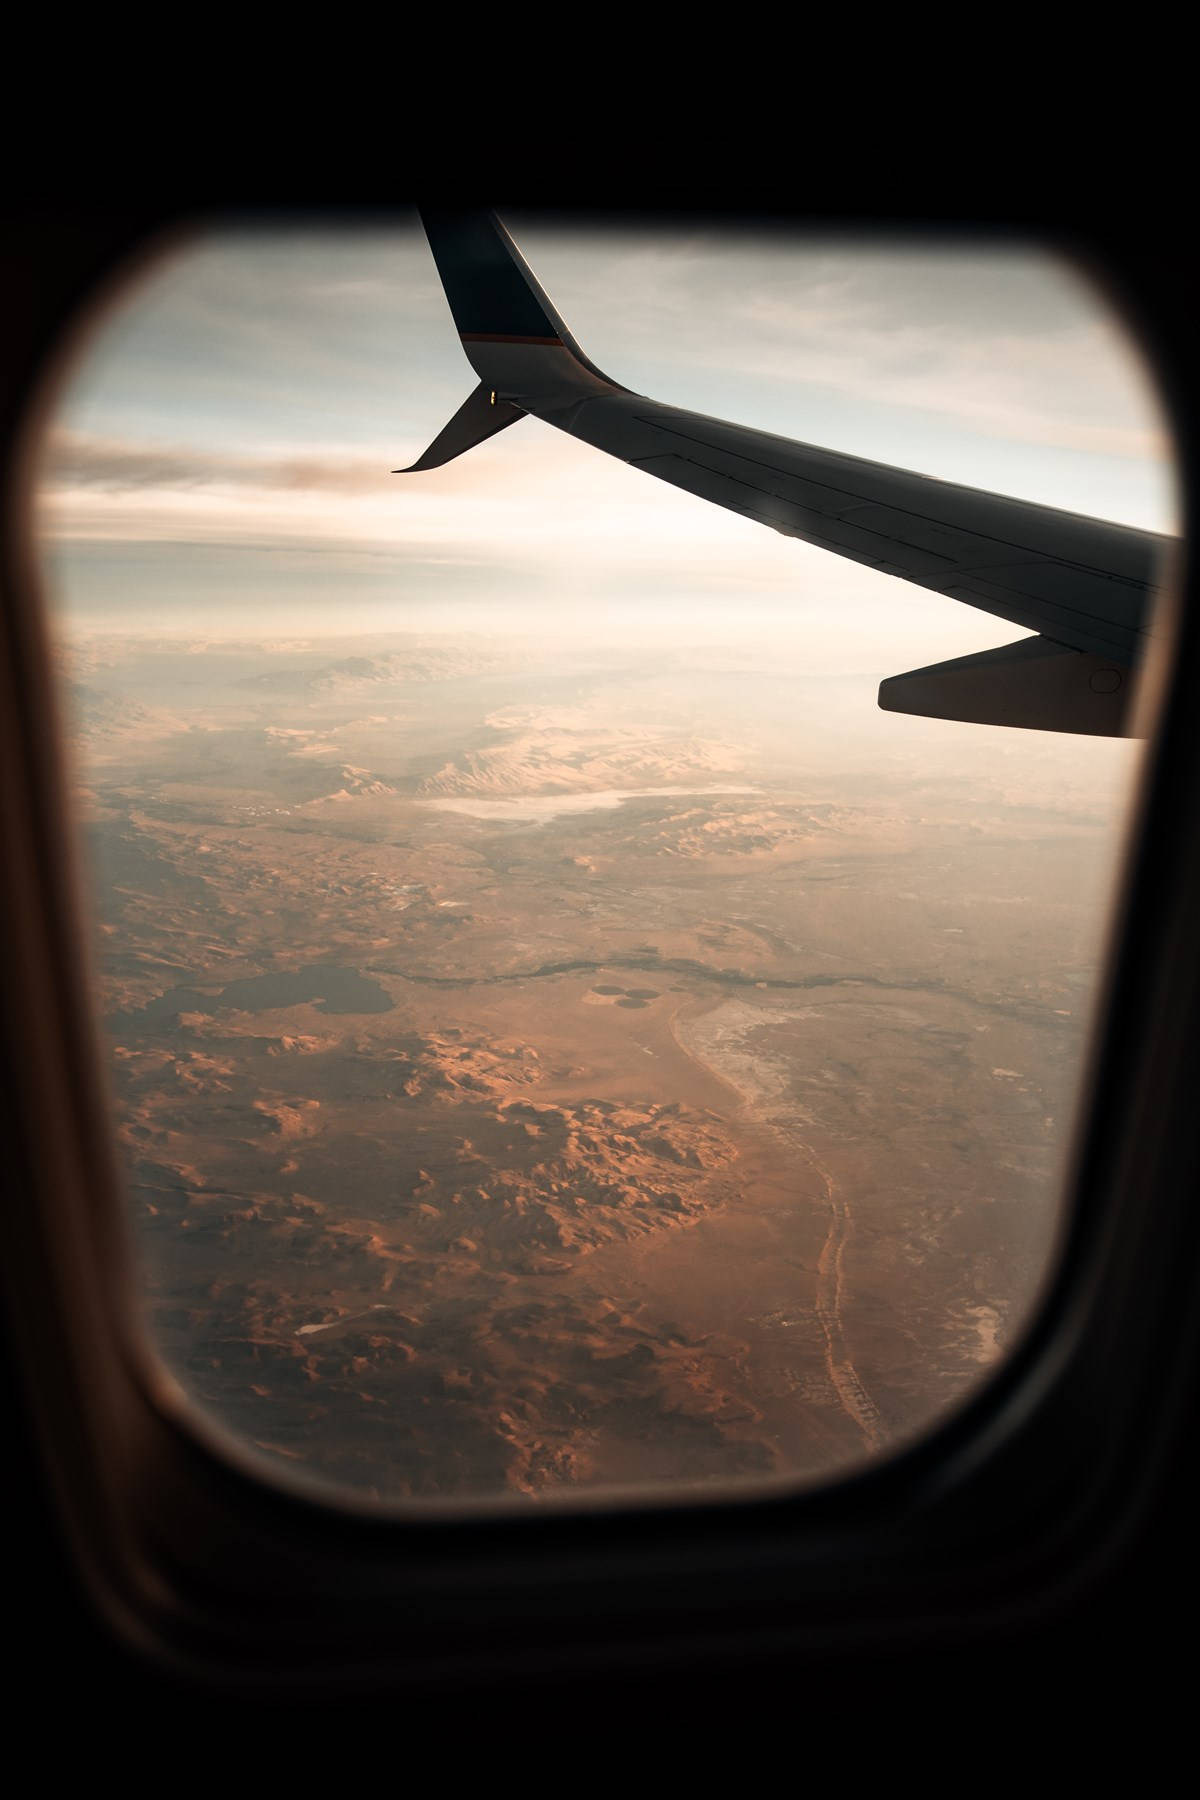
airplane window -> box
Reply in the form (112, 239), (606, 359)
(34, 214), (1176, 1504)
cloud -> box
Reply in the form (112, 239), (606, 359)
(719, 310), (1170, 458)
(516, 228), (1173, 461)
(36, 419), (826, 613)
(39, 429), (396, 496)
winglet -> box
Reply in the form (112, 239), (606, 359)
(418, 209), (624, 394)
(393, 381), (524, 474)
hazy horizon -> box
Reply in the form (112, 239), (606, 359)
(35, 216), (1176, 649)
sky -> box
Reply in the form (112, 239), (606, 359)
(34, 209), (1178, 674)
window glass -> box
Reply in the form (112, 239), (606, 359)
(37, 217), (1175, 1502)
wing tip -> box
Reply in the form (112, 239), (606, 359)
(393, 383), (524, 475)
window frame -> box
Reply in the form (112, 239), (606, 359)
(2, 199), (1198, 1697)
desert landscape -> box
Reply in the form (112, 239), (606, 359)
(57, 621), (1134, 1501)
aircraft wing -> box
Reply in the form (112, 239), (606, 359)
(399, 210), (1170, 736)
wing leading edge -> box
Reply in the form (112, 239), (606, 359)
(402, 209), (1169, 737)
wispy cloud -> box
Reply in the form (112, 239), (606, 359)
(516, 227), (1172, 461)
(37, 420), (817, 604)
(41, 429), (397, 495)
